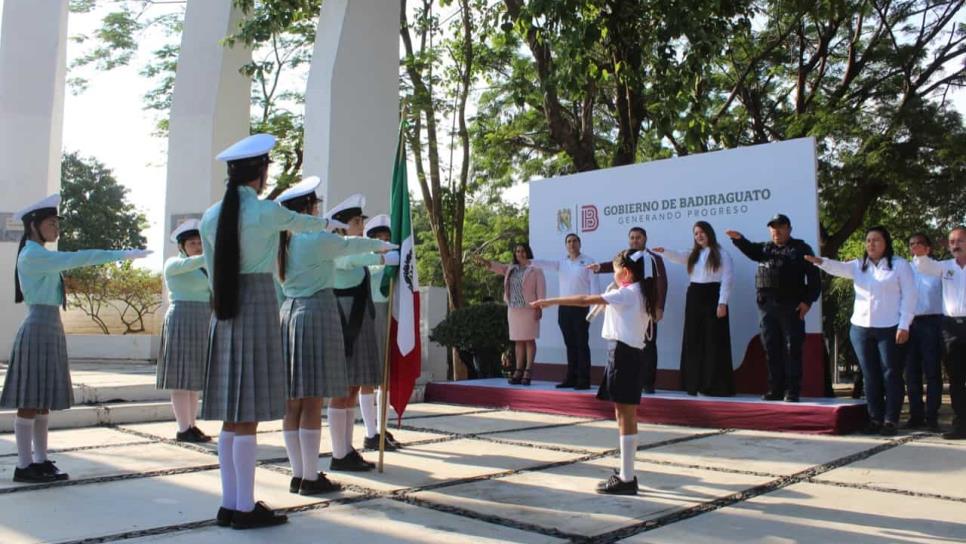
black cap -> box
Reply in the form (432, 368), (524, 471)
(766, 213), (791, 227)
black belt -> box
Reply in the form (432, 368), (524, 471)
(334, 268), (374, 358)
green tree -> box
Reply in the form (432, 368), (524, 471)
(413, 197), (529, 305)
(60, 152), (147, 252)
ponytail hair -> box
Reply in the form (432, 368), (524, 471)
(212, 158), (267, 320)
(276, 193), (318, 282)
(612, 248), (657, 319)
(13, 233), (27, 304)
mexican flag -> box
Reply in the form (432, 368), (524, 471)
(382, 121), (421, 422)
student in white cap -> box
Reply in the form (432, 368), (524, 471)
(326, 195), (399, 471)
(274, 178), (395, 496)
(360, 214), (402, 451)
(199, 134), (344, 530)
(1, 194), (150, 483)
(156, 219), (211, 443)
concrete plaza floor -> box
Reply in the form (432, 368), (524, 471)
(0, 402), (963, 543)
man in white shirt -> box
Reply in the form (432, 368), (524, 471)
(903, 233), (944, 431)
(531, 234), (598, 389)
(913, 226), (966, 440)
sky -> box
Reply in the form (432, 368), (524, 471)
(0, 1), (962, 271)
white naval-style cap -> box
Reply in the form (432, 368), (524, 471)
(276, 176), (322, 204)
(169, 218), (201, 243)
(325, 193), (367, 224)
(365, 214), (391, 237)
(216, 133), (276, 162)
(15, 194), (61, 222)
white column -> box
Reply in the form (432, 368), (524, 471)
(303, 0), (399, 216)
(163, 0), (250, 268)
(0, 0), (70, 358)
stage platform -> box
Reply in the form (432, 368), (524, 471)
(425, 379), (868, 435)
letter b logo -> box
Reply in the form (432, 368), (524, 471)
(581, 205), (599, 232)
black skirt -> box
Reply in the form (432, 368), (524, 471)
(596, 340), (646, 405)
(680, 282), (735, 396)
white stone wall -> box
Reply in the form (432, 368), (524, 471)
(0, 0), (70, 359)
(303, 0), (399, 216)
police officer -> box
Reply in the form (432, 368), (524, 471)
(725, 214), (821, 402)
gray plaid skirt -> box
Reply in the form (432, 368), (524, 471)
(336, 294), (382, 387)
(201, 274), (287, 422)
(1, 305), (72, 410)
(157, 300), (210, 391)
(280, 288), (348, 399)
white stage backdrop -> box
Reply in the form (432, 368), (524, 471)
(529, 138), (821, 371)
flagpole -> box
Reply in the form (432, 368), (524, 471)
(377, 276), (396, 473)
(378, 105), (409, 472)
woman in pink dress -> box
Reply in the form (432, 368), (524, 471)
(478, 243), (546, 385)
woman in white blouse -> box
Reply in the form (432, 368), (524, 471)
(805, 226), (916, 436)
(653, 221), (735, 396)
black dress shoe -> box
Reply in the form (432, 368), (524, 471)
(573, 382), (591, 391)
(216, 507), (235, 527)
(34, 460), (69, 481)
(288, 477), (302, 494)
(880, 422), (898, 437)
(925, 420), (940, 433)
(190, 426), (212, 443)
(761, 392), (784, 401)
(231, 501), (288, 530)
(176, 427), (208, 443)
(555, 381), (576, 389)
(299, 472), (342, 495)
(364, 432), (402, 451)
(330, 449), (375, 472)
(595, 474), (638, 495)
(12, 464), (57, 484)
(861, 420), (883, 435)
(784, 393), (800, 403)
(942, 429), (966, 440)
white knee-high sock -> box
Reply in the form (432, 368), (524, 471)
(344, 407), (356, 451)
(14, 417), (34, 469)
(233, 435), (258, 513)
(359, 393), (377, 438)
(619, 434), (638, 483)
(32, 414), (49, 463)
(327, 407), (347, 458)
(170, 391), (191, 433)
(282, 430), (303, 478)
(299, 428), (322, 481)
(218, 431), (237, 510)
(189, 391), (200, 427)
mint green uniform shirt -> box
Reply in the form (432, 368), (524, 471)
(199, 185), (329, 278)
(16, 241), (128, 306)
(163, 255), (210, 302)
(333, 252), (383, 290)
(282, 233), (387, 298)
(369, 264), (388, 303)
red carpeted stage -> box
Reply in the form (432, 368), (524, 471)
(425, 378), (867, 435)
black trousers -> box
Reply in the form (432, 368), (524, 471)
(680, 282), (734, 396)
(941, 316), (966, 432)
(757, 297), (806, 396)
(558, 306), (591, 384)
